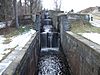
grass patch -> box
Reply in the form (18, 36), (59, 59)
(4, 25), (33, 38)
(70, 20), (100, 33)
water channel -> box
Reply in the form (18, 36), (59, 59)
(35, 12), (71, 75)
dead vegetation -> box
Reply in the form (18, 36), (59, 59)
(70, 20), (100, 33)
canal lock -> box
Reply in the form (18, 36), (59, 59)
(35, 12), (71, 75)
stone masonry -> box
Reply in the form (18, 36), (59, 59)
(61, 31), (100, 75)
(2, 32), (40, 75)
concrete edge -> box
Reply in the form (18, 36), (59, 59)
(2, 32), (37, 75)
(66, 31), (100, 54)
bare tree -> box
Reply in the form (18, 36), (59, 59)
(0, 0), (12, 21)
(54, 0), (62, 11)
(23, 0), (42, 18)
(19, 0), (22, 15)
(17, 0), (23, 16)
(22, 0), (42, 15)
(30, 0), (33, 17)
(4, 0), (8, 27)
(13, 0), (19, 28)
(36, 0), (42, 12)
(25, 0), (27, 14)
(3, 0), (12, 27)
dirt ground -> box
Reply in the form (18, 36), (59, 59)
(0, 27), (16, 35)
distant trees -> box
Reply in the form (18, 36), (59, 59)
(0, 0), (42, 28)
(54, 0), (62, 11)
(68, 9), (74, 14)
(71, 9), (74, 13)
(0, 0), (13, 28)
(17, 0), (22, 16)
(20, 0), (42, 15)
(0, 0), (12, 21)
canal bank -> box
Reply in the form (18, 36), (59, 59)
(1, 11), (100, 75)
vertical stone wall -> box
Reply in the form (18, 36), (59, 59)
(58, 14), (71, 31)
(58, 14), (71, 46)
(61, 31), (100, 75)
(49, 10), (64, 31)
(2, 32), (40, 75)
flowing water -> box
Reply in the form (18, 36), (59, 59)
(36, 13), (71, 75)
(37, 49), (70, 75)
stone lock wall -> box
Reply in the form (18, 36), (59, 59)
(2, 32), (40, 75)
(61, 31), (100, 75)
(49, 10), (64, 31)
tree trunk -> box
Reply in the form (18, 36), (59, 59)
(19, 0), (22, 15)
(4, 0), (8, 27)
(25, 0), (27, 14)
(30, 0), (33, 18)
(13, 0), (19, 28)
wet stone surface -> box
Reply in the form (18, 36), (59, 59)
(36, 49), (70, 75)
(37, 12), (71, 75)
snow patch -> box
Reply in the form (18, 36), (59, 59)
(0, 22), (6, 29)
(78, 33), (100, 45)
(0, 29), (36, 53)
(0, 29), (36, 75)
(90, 19), (100, 27)
(0, 36), (6, 44)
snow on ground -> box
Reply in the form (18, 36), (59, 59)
(0, 36), (6, 44)
(0, 22), (6, 29)
(0, 29), (36, 58)
(78, 33), (100, 45)
(0, 21), (12, 29)
(7, 29), (36, 51)
(0, 29), (36, 75)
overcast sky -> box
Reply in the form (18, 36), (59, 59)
(42, 0), (100, 12)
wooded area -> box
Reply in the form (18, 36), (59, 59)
(0, 0), (42, 28)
